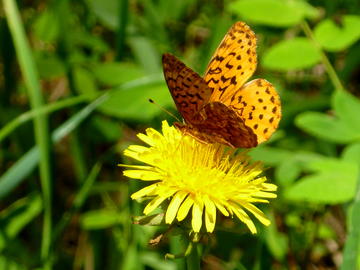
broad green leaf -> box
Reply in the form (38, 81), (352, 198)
(228, 0), (314, 27)
(249, 146), (292, 165)
(92, 62), (145, 86)
(262, 38), (321, 71)
(295, 111), (360, 143)
(333, 90), (360, 134)
(285, 173), (357, 203)
(275, 158), (302, 186)
(342, 143), (360, 164)
(314, 15), (360, 52)
(128, 37), (161, 74)
(85, 0), (119, 29)
(97, 83), (172, 121)
(303, 158), (355, 172)
(80, 209), (120, 229)
(285, 159), (358, 203)
(32, 9), (59, 42)
(73, 67), (98, 99)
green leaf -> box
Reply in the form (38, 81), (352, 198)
(228, 0), (314, 27)
(97, 83), (172, 121)
(262, 38), (321, 71)
(128, 37), (162, 74)
(314, 15), (360, 52)
(73, 67), (98, 99)
(92, 62), (145, 86)
(249, 146), (292, 166)
(32, 9), (59, 42)
(285, 159), (358, 203)
(80, 209), (120, 229)
(342, 143), (360, 164)
(275, 158), (302, 186)
(333, 90), (360, 134)
(295, 111), (360, 143)
(85, 0), (119, 29)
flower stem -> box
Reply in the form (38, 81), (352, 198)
(300, 21), (345, 92)
(186, 242), (201, 270)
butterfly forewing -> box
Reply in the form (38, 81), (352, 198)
(162, 22), (281, 148)
(204, 22), (257, 103)
(225, 79), (281, 144)
(162, 53), (212, 124)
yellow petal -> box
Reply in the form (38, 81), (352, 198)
(143, 195), (168, 215)
(131, 184), (158, 199)
(242, 203), (270, 226)
(123, 169), (160, 180)
(165, 191), (188, 224)
(232, 205), (257, 234)
(214, 201), (229, 216)
(127, 145), (149, 154)
(204, 196), (216, 233)
(192, 198), (204, 232)
(137, 133), (155, 146)
(177, 196), (194, 221)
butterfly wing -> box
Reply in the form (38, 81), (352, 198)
(179, 102), (257, 148)
(204, 22), (257, 102)
(224, 79), (281, 144)
(162, 53), (213, 124)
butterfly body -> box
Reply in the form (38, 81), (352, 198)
(162, 22), (281, 148)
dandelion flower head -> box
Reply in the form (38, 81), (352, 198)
(122, 121), (277, 233)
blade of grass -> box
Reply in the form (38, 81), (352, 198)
(52, 162), (102, 243)
(0, 93), (109, 199)
(0, 95), (87, 143)
(3, 0), (52, 265)
(0, 72), (161, 199)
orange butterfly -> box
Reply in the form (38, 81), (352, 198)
(162, 22), (281, 148)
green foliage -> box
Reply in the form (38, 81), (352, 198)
(314, 15), (360, 52)
(1, 0), (360, 269)
(228, 0), (319, 27)
(262, 37), (321, 70)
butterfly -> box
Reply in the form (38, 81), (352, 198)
(162, 22), (281, 148)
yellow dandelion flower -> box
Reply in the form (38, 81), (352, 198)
(121, 121), (277, 234)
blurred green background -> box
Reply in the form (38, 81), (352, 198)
(1, 0), (360, 269)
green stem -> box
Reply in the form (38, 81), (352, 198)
(116, 0), (128, 60)
(0, 95), (87, 143)
(186, 242), (201, 270)
(3, 0), (52, 267)
(301, 21), (345, 92)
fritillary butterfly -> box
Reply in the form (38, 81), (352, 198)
(162, 22), (281, 148)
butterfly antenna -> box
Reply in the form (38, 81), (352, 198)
(148, 99), (181, 122)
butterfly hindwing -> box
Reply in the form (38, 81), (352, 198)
(225, 79), (281, 144)
(162, 22), (281, 148)
(182, 102), (257, 148)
